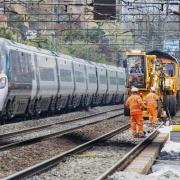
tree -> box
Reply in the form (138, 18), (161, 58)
(0, 27), (16, 40)
(86, 27), (105, 43)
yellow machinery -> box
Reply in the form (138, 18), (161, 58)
(124, 50), (179, 119)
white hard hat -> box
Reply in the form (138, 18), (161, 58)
(131, 87), (138, 92)
(150, 87), (155, 91)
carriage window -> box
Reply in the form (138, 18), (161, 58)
(110, 76), (116, 85)
(88, 74), (96, 83)
(60, 69), (72, 82)
(118, 77), (125, 85)
(9, 50), (33, 83)
(40, 67), (55, 81)
(75, 71), (84, 83)
(99, 75), (106, 84)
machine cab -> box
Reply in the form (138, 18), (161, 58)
(125, 51), (146, 88)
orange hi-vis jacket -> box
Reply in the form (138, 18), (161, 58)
(125, 94), (145, 115)
(145, 92), (159, 109)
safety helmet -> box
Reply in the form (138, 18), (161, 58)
(150, 87), (155, 92)
(131, 87), (138, 92)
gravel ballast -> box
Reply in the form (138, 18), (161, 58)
(0, 106), (124, 178)
(0, 137), (83, 179)
(0, 105), (121, 134)
(30, 145), (132, 180)
(0, 105), (155, 179)
(1, 110), (122, 144)
(28, 125), (155, 180)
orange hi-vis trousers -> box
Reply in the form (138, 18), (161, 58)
(147, 107), (157, 123)
(130, 114), (144, 136)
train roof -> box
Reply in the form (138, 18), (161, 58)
(0, 38), (54, 56)
(147, 50), (179, 63)
(0, 38), (126, 71)
(73, 57), (91, 65)
(57, 53), (73, 61)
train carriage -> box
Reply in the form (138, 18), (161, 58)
(56, 54), (74, 111)
(35, 52), (58, 113)
(105, 65), (118, 104)
(94, 63), (108, 105)
(116, 67), (126, 104)
(63, 57), (98, 108)
(81, 60), (97, 107)
(0, 38), (126, 121)
(0, 40), (34, 117)
(69, 59), (87, 109)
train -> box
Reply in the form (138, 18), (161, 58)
(0, 38), (126, 121)
(124, 49), (180, 118)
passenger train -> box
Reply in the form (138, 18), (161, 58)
(0, 38), (126, 120)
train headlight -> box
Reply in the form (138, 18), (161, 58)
(0, 77), (6, 89)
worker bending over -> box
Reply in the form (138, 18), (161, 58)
(125, 87), (146, 138)
(145, 87), (159, 126)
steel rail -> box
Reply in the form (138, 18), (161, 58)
(96, 123), (163, 180)
(0, 106), (122, 140)
(0, 111), (124, 152)
(4, 123), (130, 180)
(1, 20), (179, 23)
(3, 13), (179, 16)
(2, 2), (179, 5)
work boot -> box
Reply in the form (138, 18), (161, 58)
(152, 123), (157, 127)
(133, 133), (138, 138)
(139, 133), (145, 138)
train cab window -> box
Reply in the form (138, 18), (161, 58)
(163, 63), (175, 77)
(127, 55), (145, 88)
(9, 50), (33, 83)
(0, 55), (2, 71)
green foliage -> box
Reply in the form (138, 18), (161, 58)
(60, 40), (110, 64)
(24, 37), (53, 50)
(0, 27), (16, 40)
(86, 27), (104, 43)
(62, 27), (104, 43)
(58, 28), (118, 64)
(0, 25), (119, 64)
(62, 30), (85, 42)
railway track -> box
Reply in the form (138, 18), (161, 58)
(97, 123), (163, 180)
(1, 116), (164, 180)
(0, 106), (122, 139)
(3, 123), (131, 180)
(0, 107), (124, 151)
(3, 123), (163, 180)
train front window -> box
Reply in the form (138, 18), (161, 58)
(127, 55), (146, 88)
(0, 55), (2, 72)
(9, 50), (33, 84)
(163, 63), (175, 77)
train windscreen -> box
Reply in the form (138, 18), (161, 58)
(126, 55), (146, 88)
(0, 54), (2, 72)
(9, 50), (33, 84)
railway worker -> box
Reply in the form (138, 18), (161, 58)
(130, 63), (142, 74)
(125, 87), (146, 138)
(145, 87), (159, 126)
